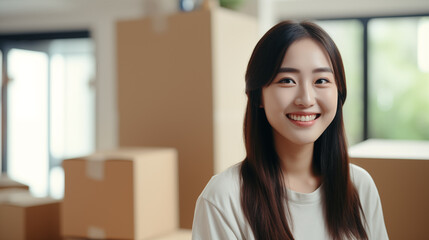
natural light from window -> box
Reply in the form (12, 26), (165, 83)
(8, 48), (49, 197)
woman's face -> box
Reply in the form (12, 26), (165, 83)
(261, 38), (338, 146)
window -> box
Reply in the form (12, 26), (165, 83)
(7, 48), (49, 196)
(0, 33), (95, 198)
(317, 15), (429, 145)
(49, 39), (96, 198)
(368, 17), (429, 140)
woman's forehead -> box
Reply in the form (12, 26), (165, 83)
(280, 38), (333, 71)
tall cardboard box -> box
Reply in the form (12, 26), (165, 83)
(349, 139), (429, 239)
(117, 8), (257, 228)
(0, 190), (60, 240)
(61, 148), (178, 239)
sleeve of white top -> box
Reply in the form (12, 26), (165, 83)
(367, 183), (389, 240)
(192, 196), (239, 240)
(350, 164), (389, 240)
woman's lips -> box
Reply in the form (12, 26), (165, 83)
(286, 113), (320, 127)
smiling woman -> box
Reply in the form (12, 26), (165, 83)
(192, 21), (389, 240)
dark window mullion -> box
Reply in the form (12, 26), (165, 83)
(47, 51), (52, 195)
(1, 46), (9, 173)
(362, 18), (369, 140)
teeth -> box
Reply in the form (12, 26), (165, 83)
(288, 114), (317, 122)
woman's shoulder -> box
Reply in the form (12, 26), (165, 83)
(349, 163), (373, 183)
(348, 164), (389, 239)
(349, 163), (381, 206)
(349, 163), (378, 193)
(193, 162), (253, 239)
(199, 162), (242, 206)
(350, 163), (374, 185)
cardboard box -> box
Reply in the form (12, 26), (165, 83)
(117, 7), (257, 228)
(349, 139), (429, 239)
(0, 174), (30, 191)
(0, 188), (32, 203)
(61, 148), (178, 239)
(0, 190), (61, 240)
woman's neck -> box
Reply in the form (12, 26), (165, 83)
(273, 132), (321, 193)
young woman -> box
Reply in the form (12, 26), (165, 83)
(192, 21), (389, 240)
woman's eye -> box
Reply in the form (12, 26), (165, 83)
(315, 78), (329, 84)
(278, 78), (295, 84)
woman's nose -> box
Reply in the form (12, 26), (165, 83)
(294, 84), (315, 107)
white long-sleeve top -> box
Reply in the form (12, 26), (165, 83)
(192, 163), (389, 240)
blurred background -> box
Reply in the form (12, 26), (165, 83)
(0, 0), (428, 238)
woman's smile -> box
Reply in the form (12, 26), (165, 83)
(286, 112), (321, 127)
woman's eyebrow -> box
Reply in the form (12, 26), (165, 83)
(313, 67), (333, 73)
(278, 67), (333, 73)
(278, 67), (299, 73)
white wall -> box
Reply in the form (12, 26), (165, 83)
(260, 0), (429, 33)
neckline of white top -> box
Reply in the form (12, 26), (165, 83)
(285, 184), (323, 205)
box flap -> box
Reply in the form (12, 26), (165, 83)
(0, 189), (31, 202)
(0, 189), (58, 207)
(64, 148), (175, 181)
(64, 147), (175, 162)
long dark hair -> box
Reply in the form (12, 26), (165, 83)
(240, 21), (368, 240)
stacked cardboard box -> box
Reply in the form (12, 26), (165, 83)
(117, 7), (257, 228)
(61, 147), (178, 239)
(349, 139), (429, 239)
(0, 189), (61, 240)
